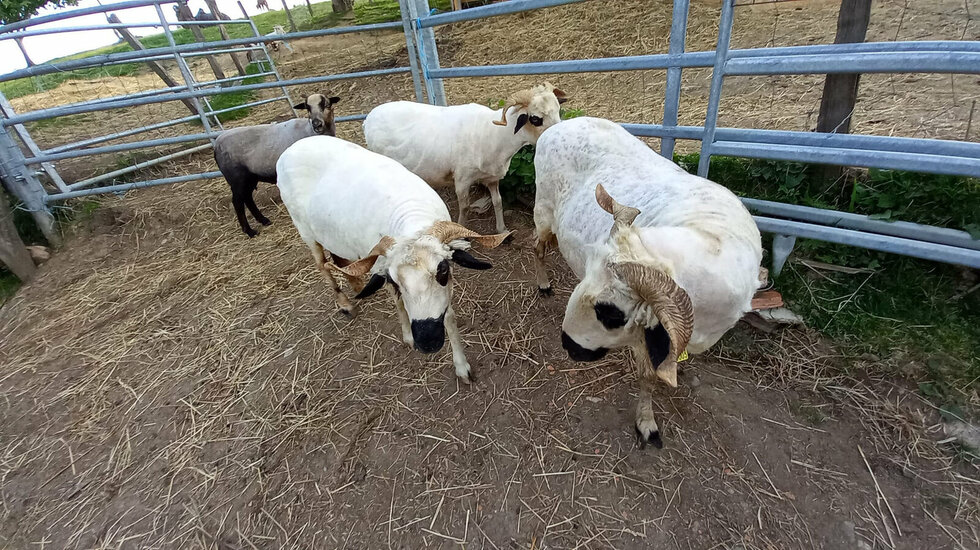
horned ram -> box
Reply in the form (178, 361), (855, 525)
(532, 117), (764, 448)
(275, 135), (511, 383)
(363, 83), (567, 234)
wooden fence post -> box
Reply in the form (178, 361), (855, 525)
(280, 0), (298, 32)
(0, 189), (36, 282)
(176, 0), (228, 82)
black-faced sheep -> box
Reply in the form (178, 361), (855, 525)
(213, 94), (340, 237)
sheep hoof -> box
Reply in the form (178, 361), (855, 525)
(538, 286), (553, 296)
(245, 230), (258, 238)
(635, 426), (664, 450)
(258, 217), (272, 226)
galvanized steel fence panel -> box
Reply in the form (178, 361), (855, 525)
(0, 0), (977, 272)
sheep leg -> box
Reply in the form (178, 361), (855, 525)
(533, 229), (555, 295)
(486, 180), (508, 234)
(454, 179), (471, 228)
(387, 286), (413, 347)
(632, 345), (664, 449)
(244, 190), (271, 226)
(445, 306), (473, 384)
(311, 243), (354, 315)
(232, 191), (257, 237)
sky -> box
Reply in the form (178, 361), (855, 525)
(0, 0), (326, 76)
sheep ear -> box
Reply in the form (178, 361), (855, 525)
(450, 249), (492, 270)
(514, 113), (529, 134)
(293, 101), (309, 110)
(553, 87), (569, 104)
(329, 96), (341, 105)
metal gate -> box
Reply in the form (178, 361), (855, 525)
(1, 0), (978, 272)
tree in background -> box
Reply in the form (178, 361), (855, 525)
(0, 0), (78, 25)
(332, 0), (354, 14)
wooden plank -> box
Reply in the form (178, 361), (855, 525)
(0, 188), (36, 282)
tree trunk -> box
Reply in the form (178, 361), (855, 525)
(332, 0), (354, 14)
(304, 0), (315, 17)
(280, 0), (298, 32)
(177, 1), (228, 82)
(14, 36), (34, 67)
(0, 190), (36, 282)
(816, 0), (872, 135)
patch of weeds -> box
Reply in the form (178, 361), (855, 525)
(0, 270), (20, 304)
(790, 401), (829, 426)
(498, 103), (586, 202)
(26, 112), (94, 132)
(355, 0), (451, 25)
(195, 64), (266, 124)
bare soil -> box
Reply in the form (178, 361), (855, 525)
(2, 181), (978, 549)
(2, 0), (979, 548)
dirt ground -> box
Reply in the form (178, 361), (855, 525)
(2, 181), (979, 549)
(2, 0), (980, 548)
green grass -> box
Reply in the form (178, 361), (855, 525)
(354, 0), (451, 25)
(0, 1), (344, 101)
(671, 153), (980, 411)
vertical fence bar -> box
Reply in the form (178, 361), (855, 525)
(404, 0), (434, 102)
(0, 125), (61, 247)
(661, 0), (690, 160)
(399, 0), (425, 102)
(154, 2), (218, 140)
(413, 0), (447, 105)
(697, 0), (736, 177)
(239, 0), (296, 117)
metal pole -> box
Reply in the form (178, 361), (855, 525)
(399, 0), (425, 101)
(697, 0), (735, 177)
(154, 2), (218, 140)
(0, 125), (60, 247)
(404, 0), (434, 103)
(413, 0), (446, 105)
(661, 0), (689, 160)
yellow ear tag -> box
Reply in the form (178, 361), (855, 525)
(678, 350), (689, 362)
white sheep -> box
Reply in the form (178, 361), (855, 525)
(363, 82), (567, 234)
(275, 135), (511, 383)
(532, 117), (763, 448)
(213, 93), (339, 237)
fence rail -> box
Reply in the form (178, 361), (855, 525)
(0, 0), (978, 272)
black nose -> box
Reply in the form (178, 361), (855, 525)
(412, 313), (446, 354)
(561, 331), (608, 362)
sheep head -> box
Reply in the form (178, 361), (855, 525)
(492, 82), (568, 144)
(559, 185), (694, 387)
(294, 93), (341, 136)
(344, 222), (511, 354)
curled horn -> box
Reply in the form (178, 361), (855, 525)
(334, 236), (396, 289)
(427, 220), (512, 249)
(595, 184), (640, 226)
(613, 261), (694, 388)
(492, 88), (535, 127)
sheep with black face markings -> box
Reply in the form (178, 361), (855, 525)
(275, 135), (511, 384)
(532, 117), (764, 448)
(213, 93), (339, 237)
(363, 82), (567, 234)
